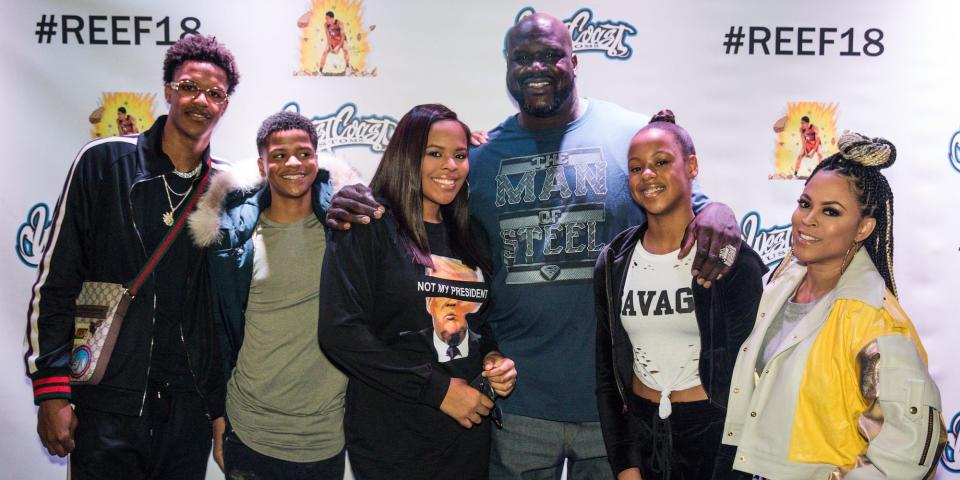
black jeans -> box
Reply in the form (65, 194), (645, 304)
(628, 394), (733, 480)
(70, 382), (212, 480)
(223, 427), (345, 480)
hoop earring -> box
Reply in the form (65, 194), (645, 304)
(840, 241), (860, 275)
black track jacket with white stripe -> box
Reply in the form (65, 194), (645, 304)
(23, 116), (226, 418)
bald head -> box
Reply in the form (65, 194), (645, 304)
(506, 13), (572, 53)
(503, 12), (579, 127)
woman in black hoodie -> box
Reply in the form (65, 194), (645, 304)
(318, 104), (517, 480)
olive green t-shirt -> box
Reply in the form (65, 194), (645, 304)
(226, 214), (347, 462)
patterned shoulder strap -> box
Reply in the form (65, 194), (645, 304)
(127, 165), (212, 297)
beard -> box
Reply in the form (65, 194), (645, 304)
(508, 78), (575, 118)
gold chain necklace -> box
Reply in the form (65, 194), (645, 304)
(161, 175), (194, 226)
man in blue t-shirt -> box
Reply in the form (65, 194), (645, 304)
(327, 12), (741, 480)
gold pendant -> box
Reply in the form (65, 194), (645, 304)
(162, 211), (175, 226)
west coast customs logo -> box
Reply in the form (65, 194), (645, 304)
(515, 7), (636, 60)
(941, 411), (960, 472)
(17, 203), (52, 268)
(283, 102), (396, 153)
(740, 211), (792, 268)
(949, 128), (960, 174)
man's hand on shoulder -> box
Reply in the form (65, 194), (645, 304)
(325, 183), (384, 231)
(470, 130), (489, 146)
(680, 202), (741, 288)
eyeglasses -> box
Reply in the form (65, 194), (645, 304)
(167, 79), (229, 105)
(511, 50), (566, 66)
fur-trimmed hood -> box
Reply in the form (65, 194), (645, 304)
(187, 159), (263, 248)
(187, 152), (361, 248)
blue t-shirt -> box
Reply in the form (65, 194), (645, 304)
(468, 99), (708, 421)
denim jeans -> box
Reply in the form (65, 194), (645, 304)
(223, 429), (345, 480)
(489, 413), (613, 480)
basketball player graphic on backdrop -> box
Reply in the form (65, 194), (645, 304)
(319, 11), (351, 74)
(116, 107), (139, 135)
(793, 115), (822, 176)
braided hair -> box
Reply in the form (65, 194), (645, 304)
(807, 132), (898, 295)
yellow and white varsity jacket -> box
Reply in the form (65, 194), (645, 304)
(723, 249), (945, 479)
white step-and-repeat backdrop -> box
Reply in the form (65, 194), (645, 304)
(2, 1), (958, 478)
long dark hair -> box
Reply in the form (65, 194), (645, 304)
(370, 104), (490, 273)
(808, 132), (897, 295)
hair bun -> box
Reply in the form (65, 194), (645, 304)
(649, 109), (676, 125)
(838, 132), (896, 169)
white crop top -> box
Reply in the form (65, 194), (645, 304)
(620, 242), (701, 419)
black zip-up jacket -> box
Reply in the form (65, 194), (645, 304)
(23, 116), (225, 419)
(594, 222), (766, 475)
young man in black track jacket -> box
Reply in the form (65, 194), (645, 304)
(23, 35), (240, 480)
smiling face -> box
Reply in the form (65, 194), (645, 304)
(505, 15), (577, 118)
(164, 61), (229, 143)
(627, 128), (697, 216)
(258, 129), (318, 203)
(791, 170), (876, 269)
(420, 120), (468, 223)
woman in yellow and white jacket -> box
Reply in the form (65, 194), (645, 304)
(722, 133), (946, 480)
